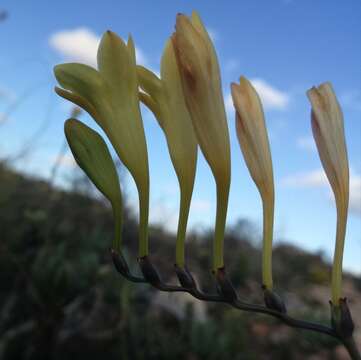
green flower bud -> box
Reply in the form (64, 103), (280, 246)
(64, 118), (122, 251)
(54, 31), (150, 257)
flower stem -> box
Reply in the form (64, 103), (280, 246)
(213, 180), (230, 270)
(175, 189), (192, 268)
(262, 196), (274, 290)
(111, 200), (123, 252)
(138, 187), (149, 257)
(332, 203), (348, 304)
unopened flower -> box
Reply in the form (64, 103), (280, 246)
(54, 31), (150, 257)
(137, 39), (198, 268)
(307, 82), (349, 305)
(231, 77), (275, 290)
(64, 118), (122, 251)
(172, 11), (231, 270)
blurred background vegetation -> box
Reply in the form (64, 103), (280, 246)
(0, 157), (360, 359)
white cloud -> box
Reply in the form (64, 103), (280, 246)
(296, 135), (316, 152)
(350, 176), (361, 214)
(49, 27), (148, 67)
(50, 28), (100, 66)
(224, 92), (234, 115)
(250, 78), (289, 110)
(150, 202), (178, 231)
(282, 169), (327, 187)
(282, 168), (361, 215)
(340, 90), (361, 112)
(191, 199), (212, 213)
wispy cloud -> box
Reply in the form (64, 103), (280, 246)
(350, 176), (361, 214)
(49, 28), (100, 66)
(49, 27), (148, 67)
(282, 169), (327, 188)
(224, 78), (290, 111)
(282, 168), (361, 215)
(250, 79), (289, 110)
(340, 90), (361, 112)
(296, 135), (317, 152)
(224, 92), (234, 116)
(191, 199), (212, 213)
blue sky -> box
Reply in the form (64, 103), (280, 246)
(0, 0), (360, 274)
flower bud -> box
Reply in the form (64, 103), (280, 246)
(231, 77), (275, 290)
(172, 11), (231, 270)
(64, 118), (122, 251)
(137, 39), (198, 268)
(54, 31), (150, 257)
(307, 82), (349, 305)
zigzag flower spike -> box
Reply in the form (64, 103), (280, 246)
(172, 11), (231, 271)
(137, 38), (198, 268)
(231, 77), (275, 291)
(307, 82), (349, 306)
(54, 31), (150, 258)
(64, 118), (123, 252)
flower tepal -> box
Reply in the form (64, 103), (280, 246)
(307, 82), (349, 305)
(172, 11), (231, 270)
(54, 31), (150, 257)
(137, 38), (198, 268)
(64, 118), (122, 251)
(231, 77), (275, 290)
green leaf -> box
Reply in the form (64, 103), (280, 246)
(64, 118), (123, 251)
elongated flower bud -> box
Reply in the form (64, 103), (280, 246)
(307, 82), (349, 305)
(172, 11), (231, 270)
(137, 39), (198, 267)
(54, 31), (150, 257)
(231, 77), (275, 290)
(64, 118), (122, 251)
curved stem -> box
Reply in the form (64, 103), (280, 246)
(138, 186), (149, 258)
(332, 203), (348, 304)
(262, 197), (274, 290)
(112, 256), (360, 359)
(175, 189), (191, 267)
(213, 181), (230, 270)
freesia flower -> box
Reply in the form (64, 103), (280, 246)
(137, 38), (198, 268)
(231, 77), (275, 290)
(64, 118), (122, 251)
(172, 11), (231, 270)
(307, 82), (349, 305)
(54, 31), (150, 257)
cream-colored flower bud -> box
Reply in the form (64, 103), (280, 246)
(172, 11), (231, 270)
(307, 82), (349, 305)
(137, 39), (198, 268)
(64, 118), (122, 251)
(231, 76), (275, 290)
(54, 31), (150, 257)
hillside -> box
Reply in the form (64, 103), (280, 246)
(0, 163), (360, 360)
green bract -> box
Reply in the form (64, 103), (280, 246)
(64, 118), (122, 251)
(54, 31), (150, 257)
(137, 39), (198, 267)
